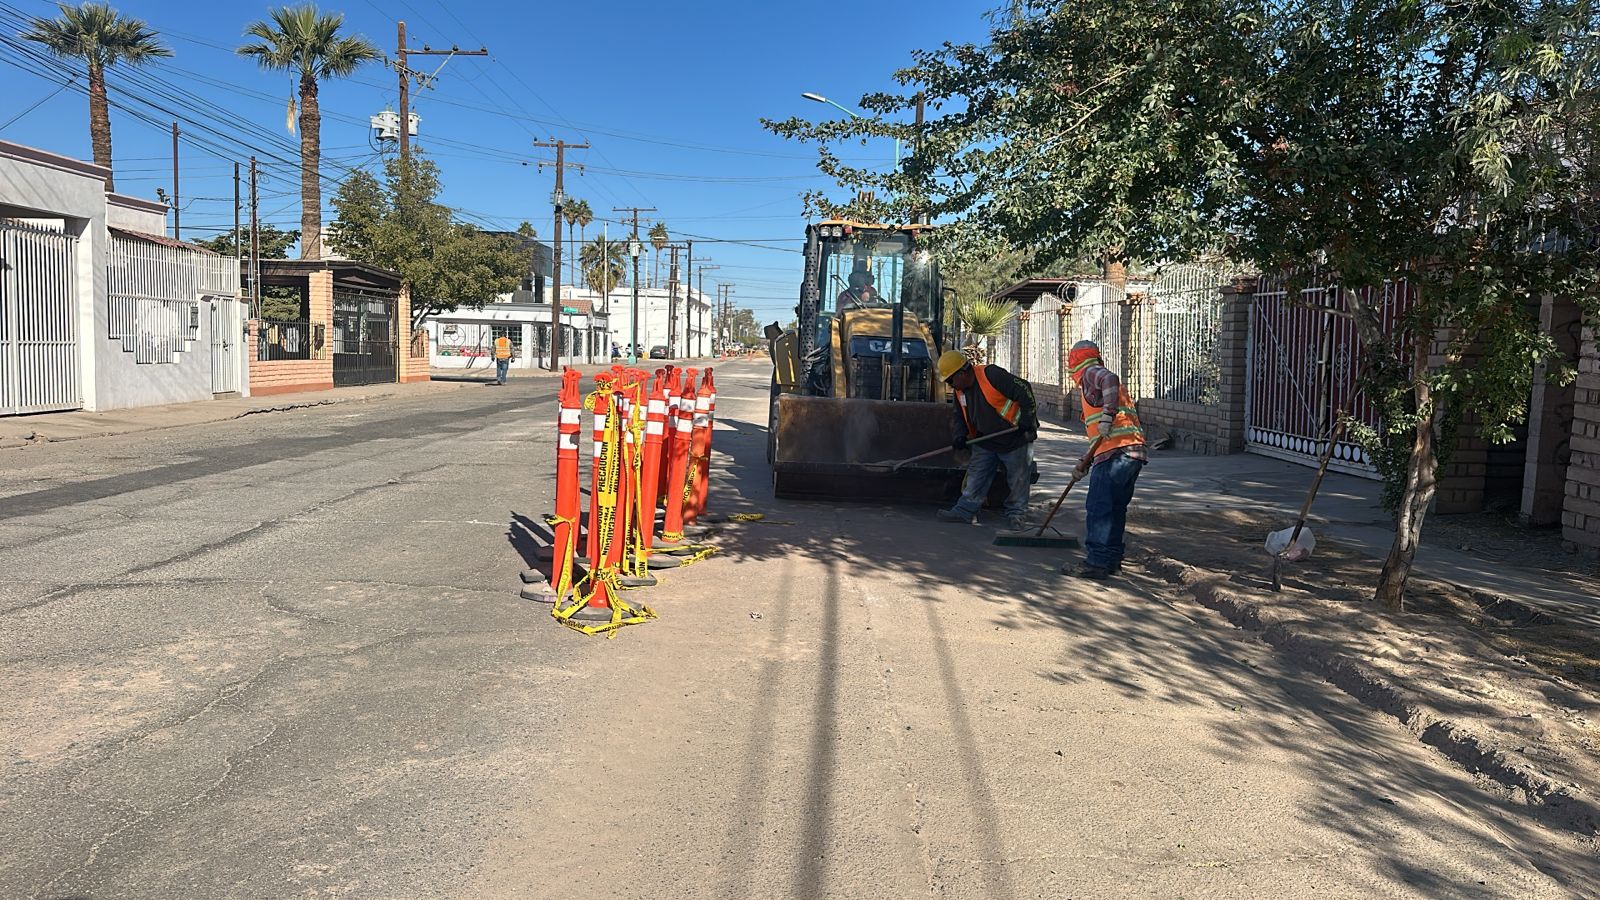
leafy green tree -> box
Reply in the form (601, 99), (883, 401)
(194, 224), (299, 259)
(768, 0), (1600, 607)
(330, 152), (526, 326)
(239, 5), (380, 261)
(23, 2), (171, 192)
(516, 220), (537, 238)
(579, 236), (626, 300)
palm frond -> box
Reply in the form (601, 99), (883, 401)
(24, 2), (171, 67)
(955, 295), (1019, 337)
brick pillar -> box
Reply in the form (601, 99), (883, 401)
(1433, 329), (1487, 515)
(1213, 278), (1255, 453)
(1522, 293), (1583, 525)
(1563, 316), (1600, 556)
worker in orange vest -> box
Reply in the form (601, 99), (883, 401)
(934, 349), (1039, 532)
(492, 333), (513, 385)
(1061, 340), (1147, 580)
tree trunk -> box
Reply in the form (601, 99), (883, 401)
(298, 74), (321, 261)
(1103, 257), (1128, 297)
(567, 222), (575, 285)
(87, 61), (114, 191)
(1374, 332), (1441, 609)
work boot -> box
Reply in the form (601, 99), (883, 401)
(1004, 515), (1029, 532)
(936, 508), (975, 525)
(1060, 562), (1112, 580)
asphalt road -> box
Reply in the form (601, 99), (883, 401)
(2, 361), (1595, 898)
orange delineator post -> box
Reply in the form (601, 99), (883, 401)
(551, 368), (583, 597)
(660, 370), (698, 542)
(596, 388), (631, 605)
(638, 374), (669, 552)
(586, 379), (613, 567)
(656, 366), (681, 506)
(689, 368), (716, 521)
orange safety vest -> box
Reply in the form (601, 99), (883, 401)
(494, 336), (512, 361)
(1080, 379), (1145, 453)
(955, 365), (1022, 438)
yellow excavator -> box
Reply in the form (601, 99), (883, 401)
(765, 220), (967, 502)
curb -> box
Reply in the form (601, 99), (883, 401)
(1141, 553), (1600, 837)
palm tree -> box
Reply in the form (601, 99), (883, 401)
(23, 3), (172, 192)
(954, 295), (1019, 365)
(579, 236), (626, 301)
(562, 202), (580, 284)
(239, 6), (379, 260)
(571, 199), (594, 279)
(649, 221), (669, 288)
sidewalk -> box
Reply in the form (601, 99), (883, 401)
(0, 380), (467, 450)
(1029, 421), (1600, 629)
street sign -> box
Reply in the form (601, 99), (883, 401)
(561, 306), (579, 314)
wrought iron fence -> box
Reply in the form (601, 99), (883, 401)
(107, 232), (239, 365)
(1066, 282), (1125, 377)
(1020, 294), (1063, 384)
(410, 328), (429, 359)
(1148, 263), (1231, 405)
(257, 319), (319, 361)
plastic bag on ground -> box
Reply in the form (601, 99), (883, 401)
(1265, 526), (1316, 561)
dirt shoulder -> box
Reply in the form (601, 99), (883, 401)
(1126, 506), (1600, 837)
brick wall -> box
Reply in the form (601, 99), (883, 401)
(396, 285), (429, 383)
(1563, 317), (1600, 556)
(247, 270), (334, 396)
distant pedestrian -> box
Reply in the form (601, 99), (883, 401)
(493, 334), (513, 385)
(1061, 340), (1147, 580)
(611, 341), (622, 359)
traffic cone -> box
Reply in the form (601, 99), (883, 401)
(658, 370), (697, 546)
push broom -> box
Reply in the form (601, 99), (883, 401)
(993, 438), (1101, 549)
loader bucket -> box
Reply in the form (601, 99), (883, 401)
(771, 394), (967, 504)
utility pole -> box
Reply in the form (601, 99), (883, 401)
(682, 240), (693, 357)
(667, 245), (680, 357)
(232, 161), (241, 273)
(248, 156), (259, 318)
(690, 256), (712, 357)
(698, 264), (719, 355)
(171, 122), (180, 240)
(396, 21), (488, 166)
(613, 206), (654, 365)
(535, 139), (588, 369)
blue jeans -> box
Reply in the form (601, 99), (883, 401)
(1084, 453), (1143, 569)
(495, 358), (510, 384)
(951, 443), (1032, 519)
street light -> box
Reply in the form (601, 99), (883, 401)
(627, 238), (643, 365)
(802, 91), (899, 164)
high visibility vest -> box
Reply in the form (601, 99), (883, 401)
(494, 336), (512, 361)
(1079, 375), (1145, 453)
(955, 365), (1021, 438)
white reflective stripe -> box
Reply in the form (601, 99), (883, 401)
(648, 400), (667, 415)
(676, 418), (694, 433)
(694, 414), (710, 427)
(558, 434), (578, 450)
(646, 422), (665, 435)
(695, 397), (711, 412)
(593, 441), (603, 455)
(559, 408), (581, 425)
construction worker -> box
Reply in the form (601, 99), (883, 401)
(935, 349), (1039, 531)
(836, 264), (882, 308)
(1061, 340), (1147, 580)
(492, 333), (513, 385)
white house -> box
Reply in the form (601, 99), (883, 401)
(0, 139), (245, 417)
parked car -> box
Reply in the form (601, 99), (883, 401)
(649, 345), (670, 359)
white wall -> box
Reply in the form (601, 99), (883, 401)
(585, 285), (712, 358)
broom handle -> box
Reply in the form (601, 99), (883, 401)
(895, 426), (1020, 469)
(1034, 438), (1102, 536)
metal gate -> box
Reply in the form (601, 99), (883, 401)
(332, 286), (397, 386)
(1067, 282), (1124, 376)
(0, 222), (80, 416)
(1148, 262), (1231, 404)
(210, 297), (242, 394)
(1245, 276), (1416, 476)
(1020, 293), (1063, 385)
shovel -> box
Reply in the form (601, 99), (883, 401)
(862, 426), (1021, 472)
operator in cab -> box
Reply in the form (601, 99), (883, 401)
(935, 350), (1039, 532)
(836, 264), (882, 308)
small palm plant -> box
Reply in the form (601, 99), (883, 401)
(24, 2), (172, 192)
(954, 295), (1019, 365)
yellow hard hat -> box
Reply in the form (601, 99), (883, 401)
(937, 350), (970, 381)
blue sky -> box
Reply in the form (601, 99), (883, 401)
(0, 0), (995, 321)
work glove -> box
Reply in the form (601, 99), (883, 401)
(1096, 419), (1114, 439)
(951, 435), (968, 451)
(1074, 456), (1093, 479)
(1021, 427), (1038, 443)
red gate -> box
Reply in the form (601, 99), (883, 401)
(1246, 275), (1416, 477)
